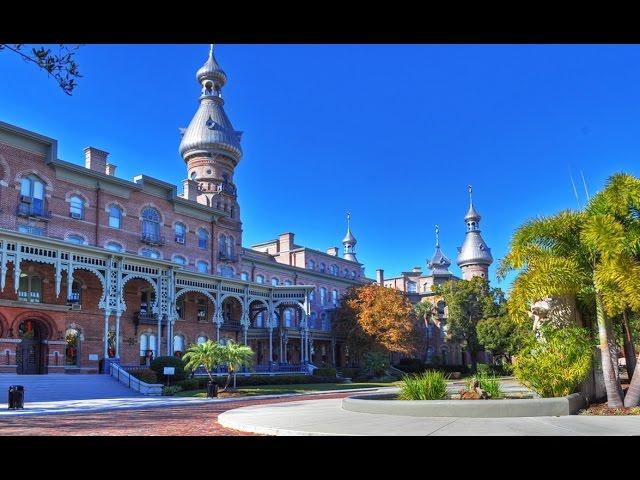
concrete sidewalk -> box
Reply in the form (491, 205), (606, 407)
(218, 398), (640, 436)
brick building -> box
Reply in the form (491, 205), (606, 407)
(0, 45), (370, 375)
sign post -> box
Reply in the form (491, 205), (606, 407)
(163, 366), (175, 386)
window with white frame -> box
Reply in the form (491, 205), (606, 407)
(141, 207), (161, 242)
(256, 274), (264, 284)
(240, 272), (249, 281)
(105, 241), (123, 252)
(175, 222), (186, 243)
(271, 277), (279, 286)
(108, 205), (122, 229)
(18, 274), (42, 303)
(308, 260), (316, 270)
(173, 255), (187, 267)
(407, 281), (417, 293)
(284, 308), (293, 327)
(173, 335), (185, 356)
(66, 234), (85, 245)
(320, 287), (327, 306)
(139, 333), (157, 364)
(196, 260), (209, 273)
(198, 228), (208, 249)
(330, 264), (338, 276)
(19, 175), (45, 216)
(140, 248), (160, 259)
(69, 195), (85, 219)
(331, 289), (338, 305)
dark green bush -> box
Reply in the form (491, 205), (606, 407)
(128, 368), (158, 384)
(338, 367), (361, 379)
(313, 367), (337, 378)
(394, 362), (468, 375)
(175, 374), (341, 391)
(150, 356), (186, 382)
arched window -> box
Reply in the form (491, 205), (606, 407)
(255, 311), (265, 328)
(284, 309), (293, 327)
(173, 335), (185, 357)
(174, 222), (186, 243)
(66, 234), (85, 245)
(140, 248), (160, 259)
(139, 333), (157, 364)
(271, 277), (279, 286)
(309, 289), (315, 303)
(319, 263), (326, 274)
(256, 274), (264, 284)
(352, 270), (357, 279)
(141, 207), (161, 243)
(69, 195), (85, 219)
(219, 266), (234, 278)
(320, 312), (328, 331)
(240, 272), (249, 281)
(197, 298), (208, 322)
(331, 289), (338, 305)
(320, 287), (327, 306)
(227, 236), (234, 258)
(176, 296), (185, 319)
(18, 274), (41, 303)
(308, 260), (316, 270)
(426, 346), (434, 363)
(284, 280), (292, 286)
(310, 312), (317, 329)
(218, 234), (226, 255)
(19, 175), (45, 216)
(343, 268), (349, 278)
(173, 255), (187, 267)
(330, 264), (338, 276)
(407, 281), (417, 293)
(198, 228), (208, 249)
(196, 260), (209, 274)
(197, 335), (207, 345)
(105, 241), (123, 252)
(108, 205), (122, 229)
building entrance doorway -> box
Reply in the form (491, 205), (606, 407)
(16, 319), (47, 374)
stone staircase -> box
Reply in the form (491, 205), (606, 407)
(0, 374), (142, 405)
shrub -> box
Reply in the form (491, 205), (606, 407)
(128, 368), (158, 384)
(176, 378), (200, 391)
(394, 358), (425, 374)
(162, 385), (183, 396)
(150, 356), (186, 382)
(174, 374), (342, 391)
(513, 325), (593, 398)
(338, 368), (361, 379)
(476, 364), (491, 375)
(362, 351), (389, 376)
(398, 370), (448, 400)
(313, 367), (337, 378)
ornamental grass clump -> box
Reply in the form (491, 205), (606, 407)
(474, 373), (503, 399)
(398, 370), (448, 400)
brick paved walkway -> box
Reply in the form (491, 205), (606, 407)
(0, 392), (353, 436)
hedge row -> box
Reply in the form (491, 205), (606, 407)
(176, 374), (342, 391)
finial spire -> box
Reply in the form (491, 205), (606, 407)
(435, 224), (440, 248)
(468, 184), (473, 206)
(209, 44), (214, 56)
(347, 212), (351, 230)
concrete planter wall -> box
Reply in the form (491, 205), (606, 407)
(342, 392), (586, 418)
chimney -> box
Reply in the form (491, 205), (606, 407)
(326, 247), (338, 256)
(376, 268), (384, 285)
(105, 163), (117, 176)
(182, 179), (199, 201)
(84, 147), (109, 173)
(279, 232), (295, 252)
(412, 266), (422, 273)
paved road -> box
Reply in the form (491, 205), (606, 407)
(219, 398), (640, 436)
(0, 392), (355, 436)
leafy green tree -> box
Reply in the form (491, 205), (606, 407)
(182, 340), (224, 383)
(362, 351), (389, 377)
(500, 173), (640, 408)
(0, 44), (82, 95)
(219, 341), (254, 391)
(433, 277), (505, 372)
(476, 314), (532, 365)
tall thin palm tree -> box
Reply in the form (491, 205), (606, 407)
(500, 173), (640, 408)
(219, 341), (254, 392)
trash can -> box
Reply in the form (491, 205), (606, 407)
(8, 385), (24, 410)
(206, 381), (218, 398)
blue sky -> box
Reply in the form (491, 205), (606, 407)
(2, 44), (640, 292)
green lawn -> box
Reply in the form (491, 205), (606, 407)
(174, 381), (401, 398)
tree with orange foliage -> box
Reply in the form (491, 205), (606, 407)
(333, 283), (421, 361)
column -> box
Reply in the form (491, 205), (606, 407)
(331, 338), (336, 366)
(268, 327), (273, 364)
(166, 319), (172, 356)
(157, 309), (162, 358)
(115, 311), (121, 358)
(103, 310), (110, 359)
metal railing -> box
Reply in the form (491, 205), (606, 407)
(140, 232), (166, 246)
(16, 203), (52, 219)
(108, 361), (163, 395)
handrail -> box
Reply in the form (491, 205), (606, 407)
(108, 361), (163, 396)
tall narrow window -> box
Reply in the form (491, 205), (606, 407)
(176, 296), (184, 319)
(319, 263), (326, 273)
(197, 298), (208, 322)
(240, 272), (249, 281)
(256, 274), (264, 284)
(332, 289), (338, 305)
(19, 175), (45, 216)
(196, 260), (209, 273)
(407, 281), (417, 293)
(69, 195), (85, 219)
(173, 335), (185, 357)
(175, 223), (186, 243)
(18, 275), (42, 303)
(218, 234), (226, 256)
(141, 207), (161, 243)
(308, 260), (316, 270)
(227, 236), (234, 258)
(108, 205), (122, 228)
(320, 287), (327, 306)
(69, 280), (81, 303)
(309, 289), (316, 303)
(198, 228), (208, 249)
(271, 277), (279, 286)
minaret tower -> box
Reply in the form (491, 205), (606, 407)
(428, 225), (452, 279)
(343, 212), (358, 262)
(179, 45), (244, 273)
(456, 185), (493, 280)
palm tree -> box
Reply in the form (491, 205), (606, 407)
(182, 340), (224, 383)
(219, 341), (254, 392)
(499, 173), (640, 408)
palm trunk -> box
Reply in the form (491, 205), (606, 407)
(595, 294), (624, 408)
(221, 368), (232, 392)
(622, 310), (636, 381)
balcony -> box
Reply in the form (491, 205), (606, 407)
(140, 232), (166, 246)
(134, 311), (167, 335)
(216, 182), (237, 195)
(218, 251), (238, 262)
(16, 203), (52, 220)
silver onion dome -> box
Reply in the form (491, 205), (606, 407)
(428, 225), (452, 275)
(196, 44), (227, 88)
(343, 228), (357, 245)
(456, 231), (493, 267)
(179, 46), (243, 163)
